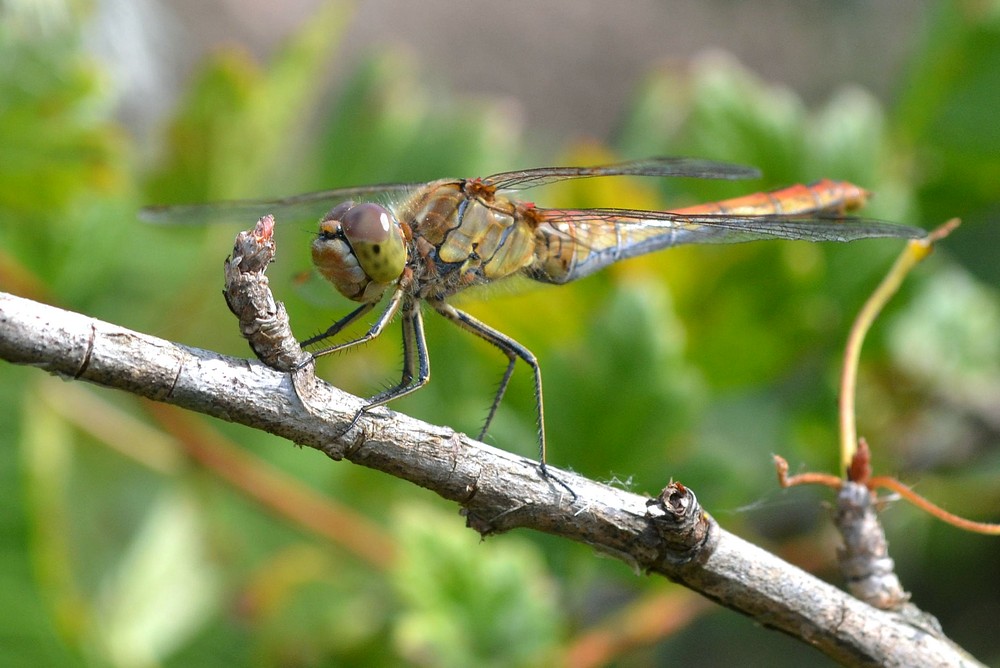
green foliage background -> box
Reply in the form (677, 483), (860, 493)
(2, 1), (999, 665)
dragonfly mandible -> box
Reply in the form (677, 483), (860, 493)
(143, 157), (926, 477)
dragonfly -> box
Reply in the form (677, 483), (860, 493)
(143, 157), (926, 479)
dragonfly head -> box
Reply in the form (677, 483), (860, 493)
(312, 201), (407, 302)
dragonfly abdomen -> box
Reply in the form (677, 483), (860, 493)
(671, 179), (868, 216)
(526, 179), (873, 285)
(526, 218), (677, 285)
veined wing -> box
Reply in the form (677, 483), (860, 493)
(482, 157), (762, 191)
(139, 157), (762, 224)
(528, 206), (926, 285)
(140, 182), (420, 226)
(537, 207), (928, 244)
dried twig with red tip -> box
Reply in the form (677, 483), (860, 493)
(777, 217), (999, 539)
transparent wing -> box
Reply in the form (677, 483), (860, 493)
(140, 157), (762, 224)
(536, 207), (927, 244)
(482, 157), (762, 191)
(139, 183), (420, 226)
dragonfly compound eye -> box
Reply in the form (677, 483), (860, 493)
(322, 200), (355, 225)
(341, 203), (406, 283)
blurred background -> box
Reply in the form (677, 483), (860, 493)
(2, 0), (999, 665)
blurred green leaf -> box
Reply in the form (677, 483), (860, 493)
(144, 1), (353, 203)
(0, 13), (129, 304)
(391, 505), (563, 667)
(893, 1), (1000, 283)
(97, 490), (220, 667)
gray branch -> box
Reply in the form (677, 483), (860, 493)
(0, 290), (982, 667)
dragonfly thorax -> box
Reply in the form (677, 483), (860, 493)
(311, 201), (408, 303)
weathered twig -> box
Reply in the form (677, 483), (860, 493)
(0, 289), (982, 666)
(769, 217), (999, 664)
(223, 214), (311, 370)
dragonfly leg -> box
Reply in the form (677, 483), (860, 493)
(334, 301), (430, 440)
(300, 302), (376, 348)
(480, 355), (517, 442)
(355, 300), (430, 410)
(304, 285), (405, 357)
(431, 302), (548, 471)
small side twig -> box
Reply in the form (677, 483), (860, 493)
(777, 217), (997, 617)
(223, 214), (311, 370)
(838, 218), (961, 470)
(834, 440), (912, 609)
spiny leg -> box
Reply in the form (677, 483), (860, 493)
(304, 285), (405, 358)
(481, 353), (517, 441)
(431, 302), (553, 477)
(341, 300), (431, 434)
(362, 301), (430, 408)
(300, 302), (376, 349)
